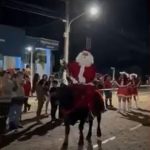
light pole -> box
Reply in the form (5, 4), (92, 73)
(26, 46), (33, 86)
(62, 2), (99, 83)
(111, 67), (116, 81)
(63, 3), (99, 64)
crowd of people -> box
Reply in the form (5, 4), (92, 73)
(0, 62), (142, 135)
(0, 67), (62, 131)
(91, 72), (141, 112)
(0, 68), (141, 132)
(0, 70), (29, 131)
(32, 73), (62, 124)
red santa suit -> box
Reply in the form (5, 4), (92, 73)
(68, 50), (96, 112)
(68, 61), (96, 84)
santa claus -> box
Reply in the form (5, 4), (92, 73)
(67, 50), (96, 112)
(68, 50), (96, 84)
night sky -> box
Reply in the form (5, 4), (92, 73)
(0, 0), (149, 75)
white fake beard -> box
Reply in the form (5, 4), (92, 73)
(76, 51), (94, 67)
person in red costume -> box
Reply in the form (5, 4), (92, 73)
(63, 50), (96, 124)
(23, 75), (31, 112)
(114, 72), (130, 112)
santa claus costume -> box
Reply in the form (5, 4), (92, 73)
(64, 50), (103, 125)
(115, 72), (130, 112)
(130, 73), (141, 109)
(68, 51), (96, 104)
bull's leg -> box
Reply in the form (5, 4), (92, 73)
(62, 123), (70, 147)
(78, 119), (85, 146)
(86, 118), (93, 142)
(97, 113), (102, 140)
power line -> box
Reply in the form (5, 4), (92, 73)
(2, 0), (65, 21)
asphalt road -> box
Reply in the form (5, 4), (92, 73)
(0, 91), (150, 150)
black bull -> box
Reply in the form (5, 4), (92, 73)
(57, 84), (105, 148)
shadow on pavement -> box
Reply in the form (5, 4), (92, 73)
(120, 111), (150, 126)
(86, 140), (102, 150)
(0, 123), (38, 149)
(107, 106), (117, 111)
(138, 108), (150, 113)
(18, 120), (62, 141)
(97, 140), (103, 150)
(87, 142), (93, 150)
(21, 115), (48, 125)
(60, 140), (102, 150)
(78, 145), (84, 150)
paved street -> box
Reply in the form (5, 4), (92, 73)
(0, 90), (150, 150)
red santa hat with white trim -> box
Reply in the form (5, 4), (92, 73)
(130, 73), (138, 79)
(119, 71), (129, 78)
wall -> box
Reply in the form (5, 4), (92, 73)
(0, 25), (25, 56)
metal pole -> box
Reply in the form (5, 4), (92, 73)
(64, 0), (69, 64)
(30, 50), (33, 87)
(86, 37), (92, 49)
(111, 67), (115, 81)
(62, 0), (69, 84)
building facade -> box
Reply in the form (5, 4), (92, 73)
(0, 25), (59, 76)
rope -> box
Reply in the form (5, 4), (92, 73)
(28, 84), (150, 97)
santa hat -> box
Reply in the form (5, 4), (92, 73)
(119, 71), (129, 78)
(130, 73), (138, 79)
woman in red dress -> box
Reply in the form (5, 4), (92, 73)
(114, 72), (130, 112)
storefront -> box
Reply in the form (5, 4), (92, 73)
(24, 36), (59, 77)
(0, 25), (59, 75)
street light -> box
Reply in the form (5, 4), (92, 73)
(89, 6), (99, 16)
(63, 5), (99, 64)
(62, 3), (99, 84)
(26, 46), (32, 52)
(26, 46), (33, 86)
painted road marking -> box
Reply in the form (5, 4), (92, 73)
(130, 124), (142, 131)
(93, 136), (116, 148)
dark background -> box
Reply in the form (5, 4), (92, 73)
(0, 0), (149, 75)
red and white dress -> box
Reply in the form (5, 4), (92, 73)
(127, 81), (133, 98)
(68, 61), (96, 111)
(117, 79), (130, 97)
